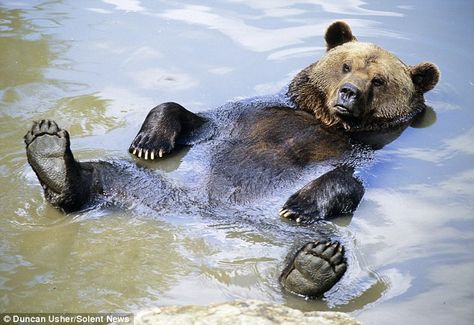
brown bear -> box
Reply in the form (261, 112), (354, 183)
(24, 21), (439, 299)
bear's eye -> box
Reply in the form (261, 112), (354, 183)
(342, 63), (351, 73)
(372, 77), (385, 87)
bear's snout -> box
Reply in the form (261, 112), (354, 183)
(335, 82), (363, 118)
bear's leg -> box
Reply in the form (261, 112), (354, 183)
(280, 240), (347, 298)
(129, 102), (206, 160)
(279, 166), (364, 223)
(25, 120), (95, 212)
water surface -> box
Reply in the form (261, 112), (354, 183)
(1, 1), (473, 324)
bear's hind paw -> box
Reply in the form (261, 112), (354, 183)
(280, 240), (347, 298)
(25, 120), (75, 194)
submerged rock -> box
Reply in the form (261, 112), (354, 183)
(135, 300), (361, 325)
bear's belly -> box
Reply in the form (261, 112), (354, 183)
(204, 107), (351, 203)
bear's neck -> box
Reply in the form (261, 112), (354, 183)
(287, 64), (340, 128)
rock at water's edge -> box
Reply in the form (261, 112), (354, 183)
(135, 300), (361, 325)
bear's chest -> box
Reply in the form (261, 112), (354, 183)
(233, 107), (350, 166)
(204, 107), (351, 202)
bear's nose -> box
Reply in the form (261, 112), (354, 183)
(335, 83), (362, 117)
(339, 83), (361, 102)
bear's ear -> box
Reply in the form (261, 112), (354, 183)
(410, 62), (440, 93)
(325, 21), (357, 51)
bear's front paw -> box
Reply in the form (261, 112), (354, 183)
(129, 128), (177, 160)
(280, 167), (364, 223)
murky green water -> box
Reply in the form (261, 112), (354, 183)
(1, 1), (473, 324)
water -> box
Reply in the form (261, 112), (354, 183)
(1, 1), (473, 324)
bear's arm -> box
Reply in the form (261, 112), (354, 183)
(129, 102), (207, 160)
(279, 166), (364, 223)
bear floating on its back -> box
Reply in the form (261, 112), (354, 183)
(24, 21), (439, 299)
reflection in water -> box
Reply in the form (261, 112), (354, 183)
(102, 0), (145, 12)
(254, 70), (297, 95)
(0, 3), (126, 135)
(359, 168), (474, 266)
(158, 6), (402, 52)
(0, 6), (56, 95)
(2, 212), (194, 312)
(132, 68), (198, 91)
(360, 262), (474, 325)
(267, 46), (325, 61)
(229, 0), (403, 17)
(44, 94), (122, 136)
(353, 168), (474, 323)
(388, 127), (474, 164)
(1, 1), (474, 325)
(0, 35), (51, 89)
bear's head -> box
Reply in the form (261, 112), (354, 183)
(289, 21), (440, 131)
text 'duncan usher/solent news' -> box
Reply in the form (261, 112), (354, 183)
(1, 313), (133, 325)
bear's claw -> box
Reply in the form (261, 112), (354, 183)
(279, 207), (306, 224)
(129, 132), (175, 160)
